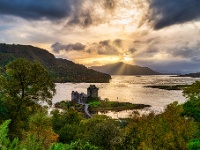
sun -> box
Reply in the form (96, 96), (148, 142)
(123, 56), (133, 62)
(122, 55), (133, 64)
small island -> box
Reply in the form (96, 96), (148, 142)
(145, 85), (190, 90)
(88, 100), (151, 113)
(54, 85), (151, 118)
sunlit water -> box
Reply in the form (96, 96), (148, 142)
(53, 75), (200, 118)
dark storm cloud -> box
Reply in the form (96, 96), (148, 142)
(103, 0), (116, 10)
(51, 42), (86, 53)
(0, 0), (93, 27)
(138, 47), (160, 57)
(135, 59), (200, 74)
(99, 40), (110, 46)
(149, 0), (200, 29)
(171, 44), (200, 59)
(133, 37), (160, 45)
(0, 0), (72, 20)
(130, 38), (160, 56)
(134, 40), (200, 74)
(65, 0), (95, 28)
(65, 0), (118, 27)
(145, 48), (160, 56)
(67, 10), (93, 27)
(172, 47), (194, 58)
(84, 39), (122, 55)
(96, 40), (120, 55)
(113, 39), (123, 47)
(51, 39), (121, 55)
(128, 48), (137, 54)
(139, 41), (200, 59)
(0, 0), (118, 27)
(133, 40), (142, 44)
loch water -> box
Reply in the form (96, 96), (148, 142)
(53, 75), (200, 118)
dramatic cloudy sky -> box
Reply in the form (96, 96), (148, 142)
(1, 0), (200, 73)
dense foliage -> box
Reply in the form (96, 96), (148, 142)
(182, 81), (200, 149)
(124, 102), (197, 150)
(1, 58), (200, 149)
(0, 58), (55, 139)
(51, 108), (84, 143)
(0, 43), (111, 83)
(1, 102), (197, 150)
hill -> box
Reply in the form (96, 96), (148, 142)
(89, 62), (162, 75)
(178, 72), (200, 78)
(0, 43), (111, 83)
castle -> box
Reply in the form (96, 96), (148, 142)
(71, 85), (99, 103)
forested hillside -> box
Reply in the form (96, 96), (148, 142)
(0, 43), (111, 83)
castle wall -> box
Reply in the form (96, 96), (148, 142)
(71, 85), (99, 103)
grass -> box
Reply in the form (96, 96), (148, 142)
(54, 99), (151, 114)
(89, 100), (150, 113)
(88, 101), (101, 107)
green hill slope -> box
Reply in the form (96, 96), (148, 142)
(0, 43), (111, 83)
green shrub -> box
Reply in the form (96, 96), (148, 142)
(187, 139), (200, 150)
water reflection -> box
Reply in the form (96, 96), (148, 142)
(98, 107), (164, 119)
(53, 75), (200, 116)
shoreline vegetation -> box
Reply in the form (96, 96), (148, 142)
(54, 99), (151, 115)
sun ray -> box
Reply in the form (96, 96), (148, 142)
(115, 62), (126, 75)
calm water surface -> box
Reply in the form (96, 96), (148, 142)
(53, 75), (199, 117)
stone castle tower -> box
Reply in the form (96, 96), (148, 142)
(71, 85), (99, 103)
(87, 85), (99, 98)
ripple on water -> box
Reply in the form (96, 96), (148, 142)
(53, 75), (198, 117)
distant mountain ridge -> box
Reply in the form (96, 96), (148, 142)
(178, 72), (200, 78)
(89, 62), (162, 75)
(0, 43), (111, 83)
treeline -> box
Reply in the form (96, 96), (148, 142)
(1, 58), (200, 149)
(0, 43), (111, 83)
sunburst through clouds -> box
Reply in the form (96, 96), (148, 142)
(1, 0), (200, 73)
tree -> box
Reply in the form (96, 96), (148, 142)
(182, 81), (200, 122)
(0, 99), (8, 124)
(0, 58), (55, 139)
(183, 81), (200, 99)
(79, 115), (122, 150)
(51, 108), (84, 143)
(124, 102), (197, 150)
(0, 120), (45, 150)
(50, 141), (98, 150)
(182, 96), (200, 122)
(182, 81), (200, 147)
(27, 112), (59, 149)
(187, 138), (200, 150)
